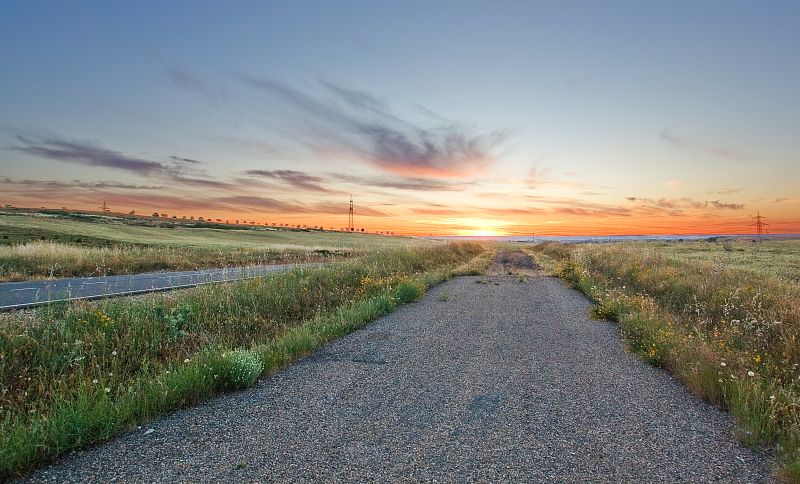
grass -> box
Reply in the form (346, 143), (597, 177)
(528, 240), (800, 481)
(0, 212), (433, 250)
(0, 212), (436, 281)
(0, 242), (487, 478)
(0, 241), (328, 281)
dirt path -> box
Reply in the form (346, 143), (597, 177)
(26, 252), (771, 482)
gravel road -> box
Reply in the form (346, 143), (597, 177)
(25, 253), (771, 482)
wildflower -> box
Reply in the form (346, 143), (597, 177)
(183, 358), (190, 363)
(754, 355), (761, 364)
(112, 350), (117, 356)
(720, 362), (727, 367)
(104, 387), (110, 393)
(770, 395), (776, 401)
(92, 379), (98, 384)
(747, 370), (755, 377)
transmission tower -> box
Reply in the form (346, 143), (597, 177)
(750, 211), (769, 243)
(348, 195), (354, 231)
(98, 200), (109, 213)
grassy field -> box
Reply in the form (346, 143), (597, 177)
(0, 242), (489, 478)
(0, 212), (435, 280)
(528, 240), (800, 480)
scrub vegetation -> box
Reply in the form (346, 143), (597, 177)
(528, 240), (800, 480)
(0, 242), (487, 478)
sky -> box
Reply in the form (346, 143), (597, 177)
(1, 1), (798, 236)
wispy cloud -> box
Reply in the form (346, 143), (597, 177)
(240, 77), (508, 178)
(627, 196), (744, 211)
(168, 155), (203, 165)
(166, 67), (230, 105)
(330, 173), (463, 191)
(709, 200), (745, 210)
(214, 195), (389, 217)
(10, 135), (165, 174)
(245, 169), (332, 193)
(0, 177), (163, 191)
(659, 129), (747, 161)
(708, 187), (742, 195)
(9, 132), (235, 189)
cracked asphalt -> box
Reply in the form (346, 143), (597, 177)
(25, 253), (771, 482)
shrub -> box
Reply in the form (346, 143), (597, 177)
(221, 350), (263, 390)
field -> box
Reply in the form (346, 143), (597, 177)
(0, 212), (435, 281)
(0, 242), (489, 477)
(528, 239), (800, 480)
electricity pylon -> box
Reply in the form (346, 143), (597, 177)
(750, 211), (769, 243)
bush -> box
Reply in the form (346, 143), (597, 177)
(221, 350), (263, 389)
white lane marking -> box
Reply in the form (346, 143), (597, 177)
(81, 282), (107, 285)
(12, 287), (37, 291)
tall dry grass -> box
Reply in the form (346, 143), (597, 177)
(0, 241), (331, 281)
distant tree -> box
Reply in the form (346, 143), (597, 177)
(182, 215), (187, 219)
(360, 228), (364, 232)
(198, 217), (204, 221)
(152, 212), (159, 217)
(129, 210), (136, 215)
(172, 215), (177, 219)
(160, 213), (168, 218)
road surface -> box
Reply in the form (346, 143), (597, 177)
(0, 263), (321, 310)
(25, 254), (771, 482)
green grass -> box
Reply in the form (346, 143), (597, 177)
(0, 242), (486, 478)
(528, 240), (800, 481)
(0, 212), (433, 251)
(0, 212), (436, 280)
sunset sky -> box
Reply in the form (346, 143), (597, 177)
(1, 1), (798, 236)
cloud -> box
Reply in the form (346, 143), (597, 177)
(8, 132), (236, 189)
(168, 155), (203, 165)
(659, 129), (747, 161)
(10, 135), (165, 174)
(330, 173), (463, 191)
(245, 169), (332, 192)
(709, 200), (745, 210)
(308, 202), (389, 217)
(627, 196), (744, 211)
(240, 77), (508, 178)
(666, 180), (682, 190)
(412, 207), (466, 216)
(0, 177), (163, 191)
(708, 187), (742, 195)
(166, 67), (229, 105)
(214, 195), (390, 217)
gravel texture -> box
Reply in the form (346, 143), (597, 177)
(25, 254), (772, 483)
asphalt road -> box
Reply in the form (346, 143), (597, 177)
(25, 256), (771, 482)
(0, 263), (321, 310)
